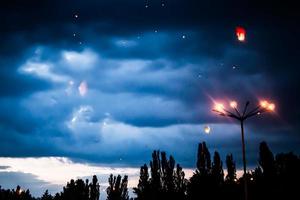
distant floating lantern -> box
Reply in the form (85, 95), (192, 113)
(204, 125), (211, 134)
(236, 27), (246, 42)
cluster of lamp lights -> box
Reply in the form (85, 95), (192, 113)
(213, 100), (275, 119)
(204, 100), (275, 135)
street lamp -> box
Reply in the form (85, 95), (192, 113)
(212, 100), (275, 200)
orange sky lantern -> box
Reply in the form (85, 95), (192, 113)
(236, 27), (246, 42)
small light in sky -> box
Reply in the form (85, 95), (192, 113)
(236, 27), (246, 42)
(232, 66), (236, 69)
(204, 125), (211, 134)
(155, 30), (158, 33)
(71, 116), (77, 123)
(182, 35), (186, 39)
(162, 3), (165, 7)
(78, 81), (88, 96)
(73, 33), (76, 37)
(74, 14), (78, 18)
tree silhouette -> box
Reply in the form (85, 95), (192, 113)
(187, 142), (214, 200)
(58, 176), (99, 200)
(53, 193), (62, 200)
(212, 151), (224, 185)
(0, 185), (34, 200)
(250, 142), (277, 200)
(133, 164), (150, 200)
(224, 154), (239, 200)
(41, 190), (53, 200)
(225, 154), (236, 183)
(161, 152), (175, 194)
(173, 164), (187, 200)
(134, 150), (187, 200)
(196, 142), (211, 175)
(259, 141), (276, 177)
(106, 174), (129, 200)
(149, 150), (162, 199)
(90, 175), (100, 200)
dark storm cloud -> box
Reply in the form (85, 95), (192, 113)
(0, 0), (299, 173)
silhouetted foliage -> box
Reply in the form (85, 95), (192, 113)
(259, 141), (276, 177)
(45, 175), (100, 200)
(134, 150), (187, 200)
(90, 175), (100, 200)
(0, 185), (34, 200)
(1, 141), (300, 200)
(133, 164), (150, 200)
(225, 154), (237, 183)
(187, 142), (224, 200)
(212, 151), (224, 185)
(106, 174), (129, 200)
(196, 142), (211, 175)
(41, 190), (53, 200)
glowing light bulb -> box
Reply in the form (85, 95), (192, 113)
(230, 101), (237, 108)
(214, 103), (225, 112)
(260, 100), (269, 108)
(268, 103), (275, 111)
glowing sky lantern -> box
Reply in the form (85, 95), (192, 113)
(204, 125), (211, 134)
(236, 27), (246, 42)
(78, 81), (88, 96)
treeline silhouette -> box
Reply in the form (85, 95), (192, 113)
(1, 141), (300, 200)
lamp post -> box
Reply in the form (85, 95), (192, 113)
(212, 100), (275, 200)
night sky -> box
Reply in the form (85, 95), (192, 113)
(0, 0), (300, 197)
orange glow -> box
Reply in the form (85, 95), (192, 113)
(236, 27), (246, 42)
(230, 101), (237, 108)
(260, 100), (269, 108)
(214, 103), (225, 112)
(267, 103), (275, 111)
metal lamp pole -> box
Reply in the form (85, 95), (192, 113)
(213, 100), (275, 200)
